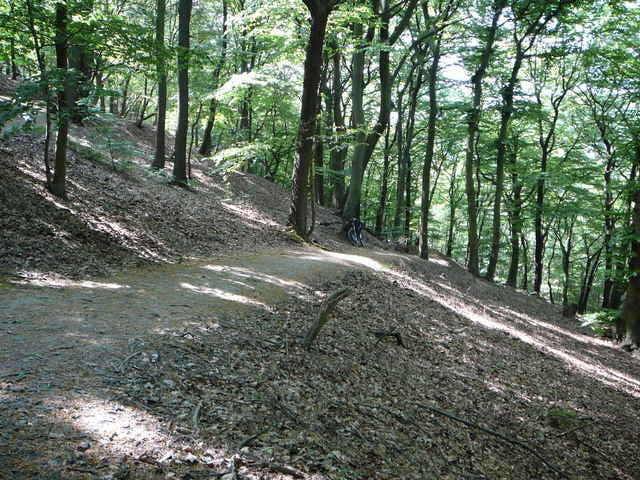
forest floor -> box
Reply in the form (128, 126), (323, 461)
(1, 102), (640, 479)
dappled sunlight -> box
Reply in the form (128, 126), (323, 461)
(180, 282), (269, 309)
(11, 272), (129, 289)
(389, 267), (640, 397)
(70, 397), (169, 446)
(297, 250), (387, 271)
(221, 200), (280, 227)
(202, 264), (308, 291)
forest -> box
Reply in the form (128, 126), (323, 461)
(3, 0), (640, 345)
(2, 1), (640, 478)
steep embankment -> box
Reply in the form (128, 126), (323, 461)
(1, 119), (639, 480)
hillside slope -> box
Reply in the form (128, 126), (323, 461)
(1, 124), (639, 480)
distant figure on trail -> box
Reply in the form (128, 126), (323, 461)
(346, 217), (365, 247)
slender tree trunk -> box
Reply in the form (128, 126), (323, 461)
(199, 0), (228, 156)
(51, 2), (70, 199)
(375, 126), (393, 236)
(342, 21), (366, 220)
(25, 0), (53, 189)
(153, 0), (168, 169)
(314, 60), (328, 205)
(521, 234), (529, 291)
(578, 247), (602, 314)
(173, 0), (193, 184)
(464, 0), (506, 277)
(394, 95), (406, 235)
(328, 39), (346, 210)
(342, 0), (417, 220)
(120, 74), (131, 118)
(486, 45), (525, 280)
(288, 1), (331, 237)
(419, 38), (441, 260)
(445, 164), (459, 257)
(506, 141), (523, 287)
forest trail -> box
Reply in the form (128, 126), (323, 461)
(0, 245), (385, 374)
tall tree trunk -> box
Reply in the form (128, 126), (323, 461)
(173, 0), (193, 184)
(445, 164), (459, 257)
(375, 126), (393, 236)
(328, 39), (346, 210)
(419, 38), (441, 260)
(342, 21), (366, 220)
(486, 43), (525, 280)
(464, 0), (507, 277)
(120, 74), (131, 118)
(287, 1), (331, 237)
(506, 140), (523, 287)
(199, 0), (228, 156)
(153, 0), (168, 169)
(342, 0), (417, 220)
(578, 247), (602, 314)
(620, 158), (640, 348)
(51, 2), (70, 199)
(314, 60), (328, 205)
(393, 93), (406, 235)
(25, 0), (53, 189)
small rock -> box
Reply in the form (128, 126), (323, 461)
(48, 432), (65, 439)
(163, 379), (175, 388)
(77, 441), (91, 452)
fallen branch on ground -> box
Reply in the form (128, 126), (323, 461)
(303, 287), (352, 349)
(416, 402), (567, 479)
(372, 329), (407, 348)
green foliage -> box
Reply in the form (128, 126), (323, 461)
(580, 310), (619, 336)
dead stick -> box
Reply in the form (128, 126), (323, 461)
(416, 402), (568, 479)
(303, 287), (351, 349)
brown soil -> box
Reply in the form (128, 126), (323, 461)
(1, 121), (640, 480)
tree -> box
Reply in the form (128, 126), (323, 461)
(51, 1), (71, 199)
(173, 0), (193, 184)
(152, 0), (168, 170)
(288, 0), (336, 237)
(463, 0), (507, 277)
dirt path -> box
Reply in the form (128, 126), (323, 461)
(0, 245), (387, 479)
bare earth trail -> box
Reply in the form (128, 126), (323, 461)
(0, 245), (390, 479)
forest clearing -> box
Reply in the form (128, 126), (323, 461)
(2, 0), (640, 478)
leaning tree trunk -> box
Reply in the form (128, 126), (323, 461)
(51, 2), (70, 199)
(288, 1), (331, 237)
(173, 0), (193, 185)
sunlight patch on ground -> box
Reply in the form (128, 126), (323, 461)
(221, 201), (280, 227)
(180, 282), (269, 309)
(11, 273), (129, 290)
(60, 395), (170, 451)
(392, 270), (640, 397)
(297, 250), (387, 271)
(202, 265), (308, 291)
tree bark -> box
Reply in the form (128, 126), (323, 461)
(152, 0), (168, 169)
(199, 0), (228, 156)
(288, 1), (331, 237)
(419, 37), (441, 260)
(173, 0), (193, 184)
(464, 0), (506, 277)
(51, 2), (70, 199)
